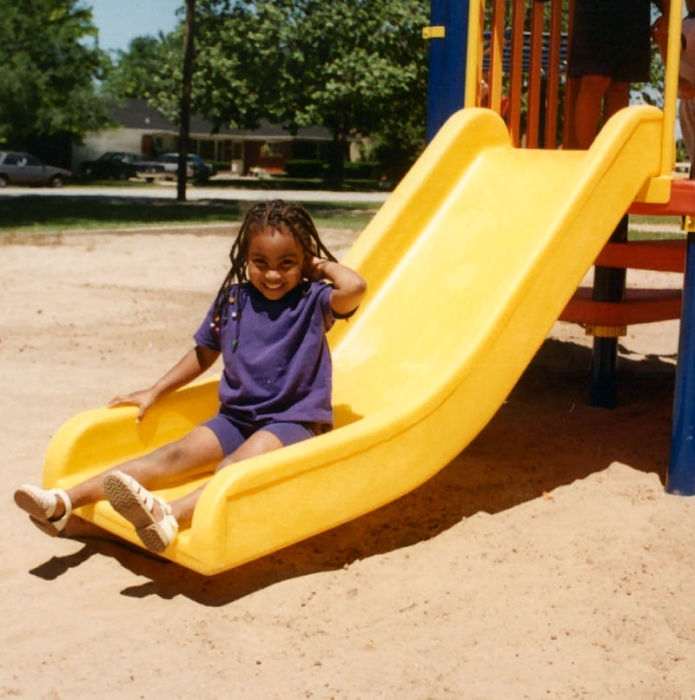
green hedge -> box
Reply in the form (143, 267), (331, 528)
(284, 159), (380, 179)
(343, 161), (379, 179)
(284, 160), (328, 178)
(212, 160), (231, 172)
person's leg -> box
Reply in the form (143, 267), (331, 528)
(129, 423), (313, 528)
(97, 426), (224, 552)
(573, 74), (611, 148)
(170, 429), (286, 528)
(680, 98), (695, 175)
(102, 423), (315, 552)
(15, 425), (223, 525)
(102, 428), (284, 550)
(217, 428), (284, 469)
(603, 81), (630, 122)
(71, 425), (222, 507)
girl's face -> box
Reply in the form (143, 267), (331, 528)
(245, 226), (306, 300)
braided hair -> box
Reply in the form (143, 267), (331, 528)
(211, 200), (337, 328)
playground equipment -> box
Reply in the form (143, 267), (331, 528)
(426, 0), (695, 490)
(39, 0), (695, 575)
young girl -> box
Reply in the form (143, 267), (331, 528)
(14, 200), (366, 553)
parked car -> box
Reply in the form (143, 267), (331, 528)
(80, 152), (165, 180)
(156, 153), (217, 182)
(0, 151), (71, 187)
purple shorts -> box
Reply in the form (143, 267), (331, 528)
(201, 413), (318, 456)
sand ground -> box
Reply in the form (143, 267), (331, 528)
(2, 228), (695, 698)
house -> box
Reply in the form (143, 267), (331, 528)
(73, 98), (334, 175)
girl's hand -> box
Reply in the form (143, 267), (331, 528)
(108, 388), (158, 423)
(305, 256), (329, 281)
(306, 257), (367, 316)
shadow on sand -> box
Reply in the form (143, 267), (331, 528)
(30, 336), (676, 605)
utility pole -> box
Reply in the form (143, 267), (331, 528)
(177, 0), (195, 202)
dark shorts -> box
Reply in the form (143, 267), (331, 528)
(568, 0), (651, 83)
(201, 413), (319, 456)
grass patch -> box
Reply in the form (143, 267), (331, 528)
(203, 176), (385, 192)
(628, 213), (684, 240)
(303, 202), (378, 231)
(3, 194), (686, 241)
(0, 195), (379, 235)
(69, 178), (165, 188)
(0, 195), (243, 233)
(629, 230), (685, 241)
(630, 214), (681, 227)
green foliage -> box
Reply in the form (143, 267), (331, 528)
(187, 0), (276, 131)
(103, 34), (182, 107)
(101, 30), (185, 124)
(285, 160), (328, 178)
(194, 0), (430, 180)
(274, 2), (428, 129)
(0, 0), (111, 144)
(105, 0), (430, 182)
(633, 45), (666, 108)
(343, 161), (379, 179)
(360, 123), (424, 181)
(0, 196), (377, 234)
(676, 138), (689, 163)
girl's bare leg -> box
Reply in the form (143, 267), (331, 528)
(81, 428), (282, 536)
(167, 429), (284, 529)
(49, 426), (224, 520)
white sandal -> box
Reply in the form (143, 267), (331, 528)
(14, 484), (72, 536)
(103, 471), (178, 553)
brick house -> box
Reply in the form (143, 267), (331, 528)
(73, 98), (333, 175)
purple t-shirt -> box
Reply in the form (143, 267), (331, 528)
(194, 281), (337, 428)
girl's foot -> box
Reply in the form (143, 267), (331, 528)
(13, 485), (72, 536)
(103, 471), (178, 553)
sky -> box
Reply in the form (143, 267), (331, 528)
(87, 0), (183, 53)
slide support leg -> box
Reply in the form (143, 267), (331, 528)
(668, 232), (695, 494)
(589, 217), (628, 408)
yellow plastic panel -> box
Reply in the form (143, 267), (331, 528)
(42, 106), (663, 574)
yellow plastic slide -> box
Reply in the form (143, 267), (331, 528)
(43, 107), (664, 575)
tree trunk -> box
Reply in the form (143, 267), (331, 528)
(327, 131), (347, 187)
(177, 0), (196, 202)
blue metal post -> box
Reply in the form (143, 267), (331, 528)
(426, 0), (470, 143)
(426, 0), (447, 143)
(442, 0), (469, 122)
(668, 232), (695, 494)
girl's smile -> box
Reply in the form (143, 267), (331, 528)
(246, 227), (305, 300)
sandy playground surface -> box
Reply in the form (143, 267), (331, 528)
(2, 225), (695, 698)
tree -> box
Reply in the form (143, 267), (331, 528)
(103, 34), (181, 103)
(103, 3), (258, 128)
(106, 0), (430, 183)
(178, 0), (196, 202)
(105, 4), (197, 202)
(0, 0), (111, 147)
(193, 0), (430, 183)
(290, 0), (430, 182)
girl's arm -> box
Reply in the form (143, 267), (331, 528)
(310, 257), (367, 316)
(108, 345), (219, 422)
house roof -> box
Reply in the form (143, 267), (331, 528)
(110, 98), (331, 141)
(109, 99), (174, 130)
